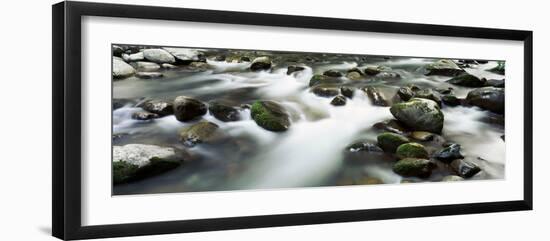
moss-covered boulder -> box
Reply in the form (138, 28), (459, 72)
(425, 59), (465, 76)
(390, 98), (444, 134)
(447, 73), (486, 87)
(393, 158), (436, 178)
(309, 74), (342, 87)
(466, 87), (505, 114)
(377, 132), (410, 153)
(173, 96), (207, 122)
(396, 143), (429, 159)
(208, 101), (240, 122)
(112, 144), (181, 184)
(311, 84), (340, 97)
(251, 101), (291, 132)
(250, 56), (272, 71)
(179, 121), (220, 147)
(488, 61), (505, 75)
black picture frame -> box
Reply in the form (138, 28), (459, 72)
(52, 1), (533, 240)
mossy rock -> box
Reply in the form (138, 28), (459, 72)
(113, 161), (139, 184)
(377, 132), (410, 153)
(396, 143), (429, 159)
(251, 100), (291, 132)
(113, 157), (180, 184)
(447, 73), (486, 87)
(390, 98), (444, 134)
(393, 158), (436, 178)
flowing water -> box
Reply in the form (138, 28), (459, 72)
(112, 49), (505, 195)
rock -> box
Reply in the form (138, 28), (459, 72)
(390, 98), (444, 133)
(346, 142), (384, 153)
(375, 71), (401, 80)
(425, 59), (465, 76)
(251, 101), (291, 132)
(135, 72), (163, 79)
(466, 87), (505, 114)
(433, 143), (464, 163)
(173, 96), (207, 122)
(161, 63), (178, 69)
(112, 45), (124, 57)
(187, 61), (210, 71)
(162, 47), (203, 63)
(122, 52), (144, 62)
(345, 71), (362, 80)
(410, 131), (435, 141)
(250, 56), (272, 71)
(364, 86), (389, 106)
(330, 95), (347, 106)
(309, 74), (342, 87)
(208, 101), (240, 122)
(130, 61), (161, 71)
(397, 86), (414, 101)
(377, 132), (410, 153)
(112, 144), (180, 184)
(447, 73), (486, 87)
(488, 61), (505, 75)
(396, 143), (429, 159)
(441, 95), (461, 106)
(476, 60), (489, 64)
(486, 79), (505, 88)
(373, 120), (408, 135)
(436, 87), (454, 95)
(112, 57), (136, 78)
(287, 65), (305, 75)
(143, 48), (176, 64)
(393, 158), (436, 178)
(137, 99), (174, 116)
(323, 69), (343, 77)
(340, 86), (354, 99)
(413, 89), (442, 106)
(364, 66), (387, 75)
(450, 158), (481, 178)
(179, 121), (220, 147)
(131, 111), (159, 120)
(311, 85), (340, 97)
(442, 175), (465, 181)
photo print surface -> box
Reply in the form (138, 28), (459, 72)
(112, 44), (505, 195)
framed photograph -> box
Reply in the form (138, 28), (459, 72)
(52, 1), (533, 240)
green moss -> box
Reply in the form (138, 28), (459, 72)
(393, 158), (434, 178)
(396, 143), (429, 159)
(251, 101), (290, 132)
(113, 161), (139, 184)
(377, 132), (410, 153)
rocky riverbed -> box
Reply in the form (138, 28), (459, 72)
(112, 44), (505, 195)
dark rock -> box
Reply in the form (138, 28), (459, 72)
(364, 66), (386, 75)
(138, 99), (174, 116)
(413, 88), (442, 106)
(214, 55), (226, 61)
(287, 65), (305, 75)
(173, 96), (207, 122)
(410, 131), (435, 141)
(397, 86), (414, 101)
(364, 86), (389, 106)
(323, 69), (343, 77)
(250, 100), (291, 132)
(312, 85), (340, 97)
(179, 121), (220, 147)
(131, 111), (159, 120)
(447, 73), (486, 87)
(112, 45), (124, 57)
(330, 95), (347, 106)
(450, 158), (481, 178)
(466, 87), (505, 114)
(340, 86), (354, 99)
(425, 59), (465, 76)
(433, 143), (464, 163)
(377, 132), (410, 153)
(390, 98), (444, 133)
(486, 79), (505, 88)
(113, 98), (134, 110)
(208, 101), (240, 122)
(476, 60), (489, 64)
(442, 95), (461, 106)
(393, 158), (436, 178)
(250, 56), (272, 71)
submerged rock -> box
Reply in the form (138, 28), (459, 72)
(179, 121), (220, 147)
(138, 99), (174, 116)
(112, 57), (136, 79)
(425, 59), (465, 76)
(287, 65), (305, 75)
(113, 144), (181, 184)
(450, 158), (481, 178)
(364, 86), (389, 106)
(173, 96), (207, 122)
(143, 48), (176, 64)
(113, 98), (135, 110)
(323, 69), (343, 77)
(447, 73), (486, 87)
(208, 101), (241, 122)
(135, 72), (163, 79)
(250, 100), (291, 132)
(312, 85), (340, 97)
(330, 95), (347, 106)
(466, 87), (505, 114)
(396, 143), (429, 159)
(390, 98), (444, 133)
(131, 111), (159, 120)
(433, 143), (464, 163)
(250, 56), (272, 71)
(377, 132), (410, 153)
(393, 158), (436, 178)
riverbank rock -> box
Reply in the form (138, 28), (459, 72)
(113, 57), (136, 79)
(162, 47), (203, 64)
(433, 143), (464, 163)
(396, 143), (429, 159)
(390, 98), (444, 133)
(179, 121), (220, 147)
(364, 86), (389, 106)
(143, 48), (176, 64)
(309, 74), (342, 87)
(377, 132), (410, 153)
(250, 56), (272, 71)
(208, 101), (240, 122)
(447, 73), (486, 87)
(323, 69), (343, 77)
(425, 59), (465, 76)
(138, 99), (174, 116)
(173, 96), (207, 122)
(466, 87), (505, 114)
(330, 95), (347, 106)
(250, 100), (291, 132)
(450, 158), (481, 178)
(393, 158), (436, 178)
(287, 65), (305, 75)
(312, 85), (340, 97)
(131, 111), (159, 120)
(113, 144), (181, 184)
(130, 61), (161, 71)
(135, 72), (163, 79)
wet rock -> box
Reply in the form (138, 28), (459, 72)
(393, 158), (436, 178)
(112, 45), (124, 57)
(364, 86), (389, 106)
(377, 132), (410, 153)
(287, 65), (305, 75)
(323, 69), (343, 77)
(113, 144), (180, 184)
(309, 74), (342, 87)
(412, 88), (442, 106)
(390, 98), (444, 133)
(112, 57), (136, 79)
(488, 61), (505, 75)
(450, 158), (481, 178)
(364, 66), (388, 75)
(486, 79), (505, 88)
(373, 119), (409, 135)
(396, 143), (429, 159)
(135, 72), (163, 79)
(208, 101), (241, 122)
(466, 87), (505, 114)
(425, 59), (465, 76)
(330, 95), (347, 106)
(138, 99), (174, 116)
(397, 86), (414, 101)
(250, 100), (291, 132)
(143, 48), (176, 64)
(442, 95), (461, 106)
(447, 73), (486, 87)
(410, 131), (435, 141)
(122, 52), (144, 62)
(130, 61), (161, 71)
(433, 143), (464, 163)
(250, 56), (272, 71)
(131, 111), (159, 120)
(442, 175), (465, 181)
(312, 85), (340, 97)
(162, 47), (203, 64)
(340, 86), (354, 99)
(179, 121), (220, 147)
(173, 96), (207, 122)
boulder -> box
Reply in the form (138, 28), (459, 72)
(131, 111), (159, 120)
(433, 143), (464, 163)
(364, 86), (389, 106)
(393, 158), (436, 178)
(345, 71), (363, 80)
(250, 56), (272, 71)
(130, 61), (161, 71)
(143, 48), (176, 64)
(112, 57), (136, 79)
(161, 63), (178, 69)
(425, 59), (465, 76)
(173, 96), (207, 122)
(137, 99), (174, 116)
(466, 87), (505, 114)
(364, 66), (389, 75)
(179, 121), (220, 147)
(412, 88), (442, 106)
(447, 73), (486, 87)
(311, 85), (340, 97)
(323, 69), (343, 77)
(340, 86), (354, 99)
(208, 101), (240, 122)
(330, 95), (347, 106)
(250, 100), (291, 132)
(112, 144), (181, 184)
(122, 52), (144, 62)
(135, 72), (163, 79)
(377, 132), (410, 153)
(162, 47), (203, 63)
(390, 98), (444, 133)
(287, 65), (305, 75)
(309, 74), (342, 87)
(450, 158), (481, 178)
(374, 71), (401, 80)
(396, 143), (429, 159)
